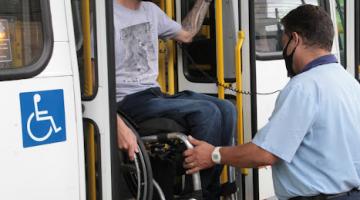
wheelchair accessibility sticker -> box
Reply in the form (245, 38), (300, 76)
(20, 89), (66, 148)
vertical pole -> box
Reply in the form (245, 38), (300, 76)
(216, 0), (225, 100)
(82, 0), (93, 96)
(235, 31), (248, 175)
(166, 0), (176, 95)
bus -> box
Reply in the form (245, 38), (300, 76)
(0, 0), (358, 199)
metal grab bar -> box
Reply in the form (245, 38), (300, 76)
(235, 31), (248, 176)
(81, 0), (93, 96)
(158, 0), (166, 92)
(85, 123), (97, 200)
(157, 0), (176, 95)
(216, 0), (225, 100)
(166, 0), (176, 95)
(215, 0), (230, 183)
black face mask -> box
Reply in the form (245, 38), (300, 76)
(282, 35), (297, 77)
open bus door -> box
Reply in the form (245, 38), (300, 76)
(71, 0), (122, 199)
(0, 0), (86, 199)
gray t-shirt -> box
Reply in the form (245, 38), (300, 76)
(113, 1), (182, 102)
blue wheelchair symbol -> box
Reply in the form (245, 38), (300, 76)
(20, 90), (66, 148)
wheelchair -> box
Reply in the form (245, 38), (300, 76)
(118, 115), (203, 200)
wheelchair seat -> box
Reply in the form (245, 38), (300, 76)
(137, 118), (188, 136)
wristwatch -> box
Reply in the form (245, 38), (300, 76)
(211, 147), (222, 164)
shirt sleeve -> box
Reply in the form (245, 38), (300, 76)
(252, 82), (319, 163)
(151, 3), (182, 39)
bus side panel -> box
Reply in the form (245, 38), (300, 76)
(0, 76), (82, 200)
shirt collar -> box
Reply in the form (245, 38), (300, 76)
(301, 54), (338, 73)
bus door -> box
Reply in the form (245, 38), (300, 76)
(0, 0), (85, 200)
(71, 0), (120, 199)
(246, 1), (345, 200)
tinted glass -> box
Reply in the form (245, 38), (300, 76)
(0, 0), (44, 69)
(254, 0), (319, 59)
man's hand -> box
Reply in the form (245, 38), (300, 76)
(183, 136), (215, 174)
(117, 115), (139, 161)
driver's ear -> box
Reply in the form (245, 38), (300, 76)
(292, 32), (301, 46)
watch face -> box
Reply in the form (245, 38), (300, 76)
(212, 149), (221, 164)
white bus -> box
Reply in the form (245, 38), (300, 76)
(0, 0), (358, 200)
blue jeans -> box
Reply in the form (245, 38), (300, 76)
(118, 87), (237, 199)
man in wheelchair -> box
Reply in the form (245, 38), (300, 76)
(114, 0), (237, 199)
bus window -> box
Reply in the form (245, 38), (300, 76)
(181, 0), (217, 83)
(254, 0), (319, 60)
(0, 0), (52, 80)
(71, 0), (98, 99)
(335, 0), (346, 66)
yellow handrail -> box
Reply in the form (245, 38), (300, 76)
(215, 0), (228, 183)
(86, 123), (97, 200)
(235, 31), (248, 175)
(166, 0), (175, 95)
(82, 0), (93, 97)
(158, 0), (166, 92)
(158, 40), (167, 93)
(215, 0), (225, 100)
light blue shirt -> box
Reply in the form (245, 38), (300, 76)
(252, 62), (360, 199)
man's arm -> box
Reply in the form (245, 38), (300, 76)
(174, 0), (212, 43)
(183, 136), (279, 174)
(117, 115), (139, 160)
(220, 143), (279, 168)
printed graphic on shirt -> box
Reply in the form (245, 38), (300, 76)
(120, 22), (156, 83)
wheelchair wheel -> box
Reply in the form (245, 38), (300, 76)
(119, 117), (153, 200)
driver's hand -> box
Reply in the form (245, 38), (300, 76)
(117, 115), (139, 160)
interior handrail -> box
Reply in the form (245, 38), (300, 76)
(165, 0), (175, 95)
(214, 0), (230, 183)
(216, 0), (225, 100)
(235, 31), (248, 176)
(82, 0), (93, 96)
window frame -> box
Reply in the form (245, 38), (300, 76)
(181, 0), (218, 83)
(0, 0), (53, 81)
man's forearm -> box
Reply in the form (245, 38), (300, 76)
(182, 0), (212, 37)
(220, 143), (278, 168)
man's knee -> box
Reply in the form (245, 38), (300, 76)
(194, 101), (222, 120)
(220, 100), (236, 116)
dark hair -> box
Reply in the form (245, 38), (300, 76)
(281, 4), (334, 51)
